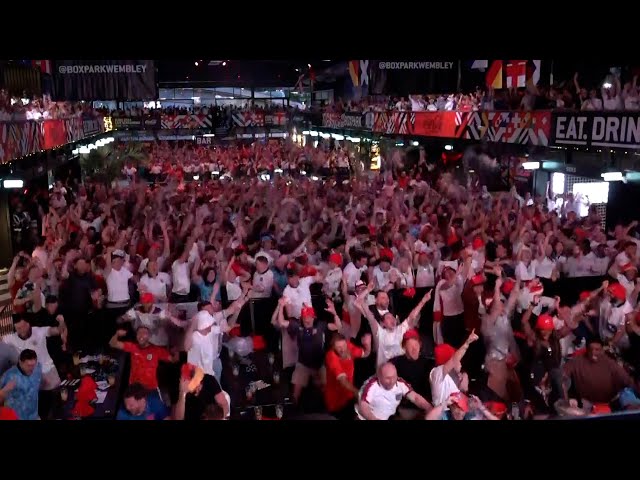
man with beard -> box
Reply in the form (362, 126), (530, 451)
(109, 325), (178, 403)
(2, 313), (65, 418)
(324, 332), (371, 420)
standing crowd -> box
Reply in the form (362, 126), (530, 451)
(1, 138), (640, 421)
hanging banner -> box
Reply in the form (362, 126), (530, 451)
(0, 121), (44, 163)
(322, 112), (370, 130)
(112, 113), (161, 130)
(65, 117), (84, 143)
(53, 60), (157, 101)
(551, 111), (640, 149)
(160, 114), (213, 129)
(264, 112), (287, 127)
(43, 119), (67, 149)
(232, 112), (265, 127)
(371, 111), (551, 145)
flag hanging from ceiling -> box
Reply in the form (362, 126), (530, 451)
(506, 60), (527, 88)
(485, 61), (503, 89)
(348, 60), (361, 87)
(32, 60), (52, 75)
(526, 60), (541, 86)
(471, 60), (488, 71)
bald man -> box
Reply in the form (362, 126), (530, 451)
(356, 362), (432, 420)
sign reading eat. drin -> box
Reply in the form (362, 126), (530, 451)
(551, 112), (640, 149)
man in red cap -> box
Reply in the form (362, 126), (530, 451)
(391, 329), (434, 419)
(121, 293), (176, 348)
(372, 249), (399, 292)
(430, 330), (478, 406)
(275, 300), (342, 404)
(600, 282), (633, 350)
(355, 288), (432, 367)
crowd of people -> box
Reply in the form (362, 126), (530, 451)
(4, 69), (639, 127)
(1, 136), (640, 421)
(0, 91), (93, 121)
(323, 71), (640, 113)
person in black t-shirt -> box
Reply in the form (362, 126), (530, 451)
(34, 295), (67, 369)
(391, 329), (434, 419)
(175, 364), (230, 420)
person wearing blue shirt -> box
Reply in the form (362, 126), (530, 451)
(195, 267), (219, 303)
(116, 383), (170, 420)
(0, 349), (42, 420)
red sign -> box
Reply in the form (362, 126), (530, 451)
(409, 112), (457, 137)
(43, 119), (67, 149)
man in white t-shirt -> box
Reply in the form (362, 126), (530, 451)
(105, 249), (134, 308)
(356, 362), (432, 420)
(599, 282), (633, 350)
(355, 289), (432, 367)
(184, 294), (249, 381)
(342, 252), (368, 292)
(3, 314), (65, 396)
(138, 260), (172, 303)
(251, 256), (274, 299)
(429, 330), (478, 406)
(283, 270), (321, 320)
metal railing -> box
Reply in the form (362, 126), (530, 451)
(0, 303), (14, 337)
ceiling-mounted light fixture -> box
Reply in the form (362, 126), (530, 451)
(522, 162), (540, 170)
(601, 171), (624, 182)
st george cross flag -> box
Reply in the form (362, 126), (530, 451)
(32, 60), (52, 75)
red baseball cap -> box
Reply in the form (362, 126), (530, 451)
(301, 306), (316, 319)
(472, 237), (485, 250)
(536, 314), (554, 331)
(608, 282), (627, 301)
(328, 253), (343, 266)
(434, 344), (456, 366)
(402, 329), (420, 345)
(501, 278), (516, 295)
(379, 248), (394, 262)
(140, 293), (154, 304)
(449, 392), (469, 412)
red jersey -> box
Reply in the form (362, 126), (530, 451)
(122, 342), (171, 390)
(324, 343), (364, 412)
(0, 406), (18, 420)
